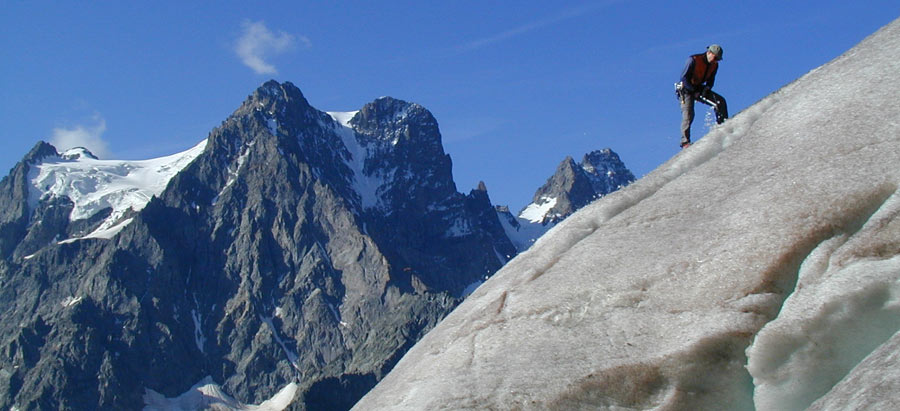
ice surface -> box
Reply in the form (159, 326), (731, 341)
(29, 139), (207, 241)
(746, 193), (900, 410)
(353, 18), (900, 410)
(143, 376), (298, 411)
(808, 330), (900, 410)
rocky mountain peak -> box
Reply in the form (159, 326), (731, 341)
(351, 97), (439, 147)
(582, 148), (618, 171)
(354, 96), (425, 124)
(230, 80), (319, 135)
(250, 80), (310, 109)
(520, 149), (635, 225)
(197, 80), (343, 192)
(22, 142), (60, 165)
(580, 148), (636, 194)
(0, 80), (516, 410)
(341, 95), (456, 216)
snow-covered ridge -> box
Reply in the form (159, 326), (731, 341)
(28, 139), (207, 240)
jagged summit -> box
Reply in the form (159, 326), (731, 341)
(22, 141), (59, 165)
(235, 80), (319, 133)
(582, 148), (634, 190)
(252, 79), (308, 105)
(0, 79), (515, 410)
(521, 148), (635, 225)
(338, 94), (457, 216)
(496, 148), (636, 253)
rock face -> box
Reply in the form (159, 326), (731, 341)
(0, 81), (515, 410)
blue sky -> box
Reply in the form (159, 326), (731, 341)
(2, 2), (897, 212)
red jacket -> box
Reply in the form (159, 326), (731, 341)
(681, 53), (718, 92)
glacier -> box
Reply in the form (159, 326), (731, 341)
(353, 18), (900, 411)
(27, 140), (207, 241)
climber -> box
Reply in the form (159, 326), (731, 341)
(676, 44), (729, 148)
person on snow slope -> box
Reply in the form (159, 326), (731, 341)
(677, 44), (728, 148)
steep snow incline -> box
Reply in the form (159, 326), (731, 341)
(28, 140), (207, 240)
(354, 18), (900, 411)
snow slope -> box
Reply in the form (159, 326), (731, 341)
(28, 140), (207, 240)
(353, 18), (900, 411)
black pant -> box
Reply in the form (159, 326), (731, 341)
(697, 89), (728, 124)
(680, 89), (728, 144)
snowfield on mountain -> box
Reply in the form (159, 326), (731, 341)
(354, 18), (900, 411)
(27, 141), (207, 242)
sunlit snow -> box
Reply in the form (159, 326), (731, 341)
(354, 18), (900, 411)
(519, 196), (557, 223)
(29, 140), (207, 241)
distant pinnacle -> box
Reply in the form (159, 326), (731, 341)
(24, 141), (60, 164)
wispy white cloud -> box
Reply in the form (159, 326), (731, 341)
(50, 114), (111, 158)
(456, 1), (622, 53)
(235, 20), (308, 75)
